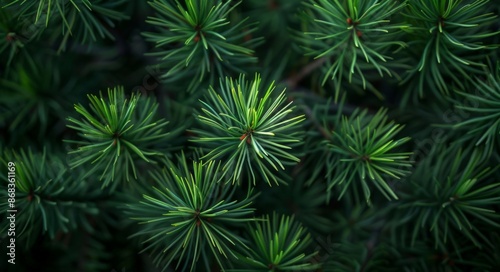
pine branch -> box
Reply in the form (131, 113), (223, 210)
(229, 213), (320, 271)
(0, 149), (104, 248)
(65, 87), (171, 188)
(397, 145), (500, 251)
(2, 0), (129, 51)
(326, 108), (413, 203)
(126, 153), (258, 272)
(401, 0), (499, 100)
(144, 0), (261, 92)
(445, 63), (500, 158)
(191, 73), (305, 186)
(299, 0), (409, 101)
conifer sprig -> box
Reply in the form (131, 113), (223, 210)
(326, 108), (412, 203)
(301, 0), (408, 100)
(449, 65), (500, 156)
(0, 8), (44, 70)
(398, 146), (500, 250)
(0, 149), (101, 247)
(144, 0), (260, 92)
(402, 0), (499, 100)
(191, 74), (305, 186)
(126, 154), (257, 272)
(0, 56), (74, 138)
(66, 87), (170, 187)
(230, 213), (320, 271)
(2, 0), (128, 51)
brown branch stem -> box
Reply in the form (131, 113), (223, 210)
(284, 57), (327, 88)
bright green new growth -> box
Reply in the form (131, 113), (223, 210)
(66, 87), (170, 188)
(230, 213), (319, 271)
(301, 0), (408, 100)
(192, 74), (305, 186)
(144, 0), (260, 92)
(127, 154), (257, 272)
(326, 108), (412, 203)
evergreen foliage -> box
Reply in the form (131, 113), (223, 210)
(66, 87), (172, 188)
(447, 65), (500, 157)
(0, 0), (499, 271)
(325, 108), (412, 203)
(192, 74), (305, 186)
(230, 213), (320, 271)
(126, 154), (257, 271)
(144, 0), (261, 92)
(401, 0), (499, 101)
(397, 146), (500, 250)
(3, 0), (129, 51)
(300, 0), (409, 100)
(0, 149), (105, 248)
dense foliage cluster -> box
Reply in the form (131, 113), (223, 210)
(1, 0), (499, 271)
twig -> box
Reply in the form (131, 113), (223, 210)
(284, 57), (327, 88)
